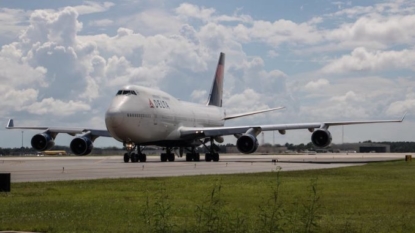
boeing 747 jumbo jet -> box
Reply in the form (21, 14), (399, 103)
(6, 53), (405, 163)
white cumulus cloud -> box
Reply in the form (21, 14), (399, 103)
(321, 47), (415, 74)
(23, 98), (91, 116)
(304, 79), (330, 91)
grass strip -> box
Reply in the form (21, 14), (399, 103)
(1, 160), (415, 232)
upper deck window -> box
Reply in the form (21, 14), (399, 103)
(116, 90), (137, 96)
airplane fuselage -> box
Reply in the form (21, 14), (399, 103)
(105, 85), (225, 146)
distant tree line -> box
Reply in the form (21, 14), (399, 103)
(376, 141), (415, 153)
(228, 141), (415, 153)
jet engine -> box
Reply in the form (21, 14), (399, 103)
(236, 134), (259, 154)
(70, 136), (93, 155)
(31, 133), (55, 151)
(214, 136), (224, 143)
(311, 129), (332, 148)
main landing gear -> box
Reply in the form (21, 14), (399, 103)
(203, 137), (220, 162)
(161, 147), (200, 162)
(185, 146), (200, 162)
(122, 140), (219, 163)
(160, 147), (175, 162)
(159, 138), (219, 162)
(123, 142), (146, 163)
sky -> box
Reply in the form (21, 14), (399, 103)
(0, 0), (414, 148)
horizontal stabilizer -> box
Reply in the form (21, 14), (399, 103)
(224, 107), (285, 120)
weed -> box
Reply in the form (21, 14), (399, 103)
(195, 181), (228, 233)
(141, 191), (153, 230)
(301, 178), (321, 233)
(227, 210), (248, 233)
(140, 185), (175, 233)
(257, 171), (286, 233)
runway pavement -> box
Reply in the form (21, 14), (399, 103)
(0, 153), (409, 183)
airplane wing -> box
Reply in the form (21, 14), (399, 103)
(224, 107), (285, 120)
(179, 114), (406, 139)
(5, 119), (111, 137)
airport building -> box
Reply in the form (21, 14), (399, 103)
(331, 143), (390, 153)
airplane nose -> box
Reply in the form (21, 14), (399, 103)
(105, 107), (124, 129)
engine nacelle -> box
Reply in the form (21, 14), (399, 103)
(236, 134), (259, 154)
(214, 136), (224, 143)
(70, 136), (93, 155)
(31, 133), (55, 151)
(311, 129), (332, 148)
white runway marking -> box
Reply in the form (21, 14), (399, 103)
(0, 153), (408, 183)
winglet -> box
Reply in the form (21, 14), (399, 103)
(6, 119), (14, 128)
(401, 112), (407, 122)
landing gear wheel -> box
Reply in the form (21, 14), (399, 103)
(205, 153), (212, 162)
(131, 153), (138, 163)
(139, 154), (147, 162)
(212, 153), (219, 162)
(201, 137), (220, 162)
(194, 153), (200, 161)
(124, 153), (130, 163)
(161, 153), (168, 162)
(185, 153), (192, 162)
(167, 153), (175, 162)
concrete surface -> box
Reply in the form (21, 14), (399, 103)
(0, 153), (409, 183)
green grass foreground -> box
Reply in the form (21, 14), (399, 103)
(1, 160), (415, 232)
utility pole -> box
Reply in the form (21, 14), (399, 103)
(21, 131), (24, 148)
(342, 126), (345, 153)
(342, 126), (344, 144)
(273, 131), (275, 146)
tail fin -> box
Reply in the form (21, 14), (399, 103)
(207, 52), (225, 107)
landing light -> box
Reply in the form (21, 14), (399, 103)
(125, 142), (135, 150)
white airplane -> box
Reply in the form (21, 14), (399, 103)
(6, 53), (405, 163)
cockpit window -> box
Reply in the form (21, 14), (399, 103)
(116, 90), (137, 96)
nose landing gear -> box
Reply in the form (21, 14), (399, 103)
(123, 142), (147, 163)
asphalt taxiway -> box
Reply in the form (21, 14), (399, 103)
(0, 153), (408, 183)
